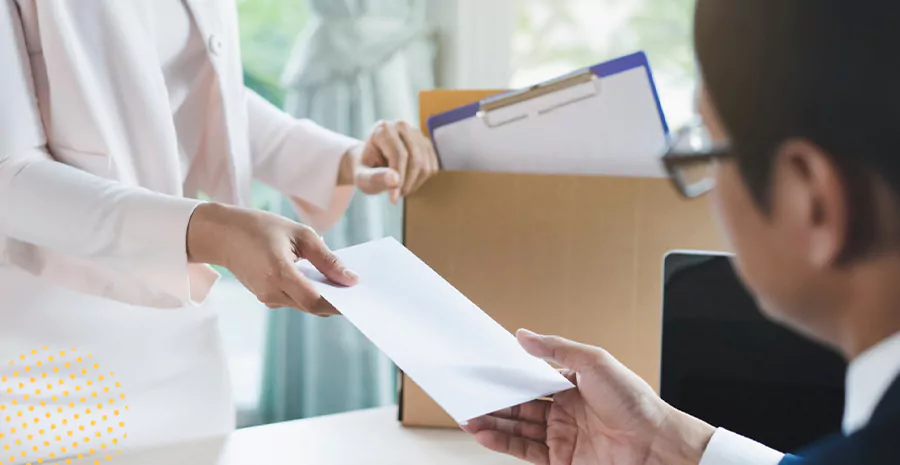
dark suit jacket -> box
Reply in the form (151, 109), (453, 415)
(780, 375), (900, 464)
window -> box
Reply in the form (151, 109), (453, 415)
(511, 0), (698, 129)
(238, 0), (312, 108)
(238, 0), (312, 211)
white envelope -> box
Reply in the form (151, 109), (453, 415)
(297, 238), (575, 424)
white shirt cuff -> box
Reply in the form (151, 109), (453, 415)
(699, 428), (784, 465)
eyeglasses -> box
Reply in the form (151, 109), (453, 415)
(661, 119), (733, 198)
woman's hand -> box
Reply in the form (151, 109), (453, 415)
(186, 202), (357, 316)
(463, 330), (715, 465)
(339, 120), (439, 203)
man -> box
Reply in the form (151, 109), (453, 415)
(464, 1), (900, 464)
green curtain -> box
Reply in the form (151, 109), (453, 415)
(258, 0), (435, 423)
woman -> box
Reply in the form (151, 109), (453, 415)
(0, 0), (437, 459)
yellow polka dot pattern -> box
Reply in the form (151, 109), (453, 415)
(0, 348), (129, 465)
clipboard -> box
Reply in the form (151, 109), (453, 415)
(427, 51), (670, 177)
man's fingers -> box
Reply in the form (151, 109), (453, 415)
(473, 431), (550, 465)
(466, 416), (547, 442)
(517, 328), (606, 372)
(295, 228), (358, 287)
(489, 400), (552, 425)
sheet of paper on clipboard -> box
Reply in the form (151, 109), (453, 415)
(428, 52), (670, 177)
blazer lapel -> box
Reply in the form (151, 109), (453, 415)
(788, 374), (900, 464)
(866, 374), (900, 427)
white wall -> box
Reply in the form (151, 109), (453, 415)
(427, 0), (515, 89)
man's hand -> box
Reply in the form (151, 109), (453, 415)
(463, 330), (715, 465)
(186, 203), (357, 316)
(339, 120), (439, 203)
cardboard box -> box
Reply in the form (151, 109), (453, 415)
(399, 90), (726, 428)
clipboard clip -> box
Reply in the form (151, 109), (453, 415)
(477, 68), (601, 128)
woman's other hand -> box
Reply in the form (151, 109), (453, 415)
(186, 203), (357, 316)
(339, 120), (440, 203)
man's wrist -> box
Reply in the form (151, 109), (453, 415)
(647, 407), (715, 465)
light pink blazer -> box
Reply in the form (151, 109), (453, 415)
(0, 0), (360, 309)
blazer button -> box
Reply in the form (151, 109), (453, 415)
(208, 34), (224, 56)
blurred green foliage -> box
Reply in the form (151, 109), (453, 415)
(238, 0), (312, 107)
(236, 0), (312, 223)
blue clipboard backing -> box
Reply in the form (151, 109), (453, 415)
(426, 51), (670, 139)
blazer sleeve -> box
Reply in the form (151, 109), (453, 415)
(0, 0), (218, 309)
(245, 88), (360, 232)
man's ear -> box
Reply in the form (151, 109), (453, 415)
(771, 139), (850, 268)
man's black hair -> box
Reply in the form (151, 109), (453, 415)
(694, 0), (900, 253)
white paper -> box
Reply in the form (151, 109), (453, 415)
(297, 238), (575, 424)
(433, 68), (668, 177)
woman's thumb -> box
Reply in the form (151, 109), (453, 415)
(517, 329), (598, 371)
(356, 167), (401, 194)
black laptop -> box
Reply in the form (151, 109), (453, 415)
(661, 252), (847, 452)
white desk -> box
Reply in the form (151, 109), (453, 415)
(62, 407), (523, 465)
